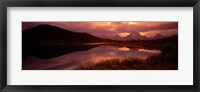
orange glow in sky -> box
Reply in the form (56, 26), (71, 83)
(23, 22), (178, 39)
(118, 32), (130, 37)
(139, 28), (178, 37)
(128, 22), (138, 25)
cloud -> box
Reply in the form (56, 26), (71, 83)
(118, 32), (130, 37)
(22, 22), (178, 39)
(139, 28), (178, 37)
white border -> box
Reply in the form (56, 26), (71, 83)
(7, 7), (193, 85)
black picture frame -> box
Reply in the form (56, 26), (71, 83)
(0, 0), (199, 92)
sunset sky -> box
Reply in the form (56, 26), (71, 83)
(22, 22), (178, 39)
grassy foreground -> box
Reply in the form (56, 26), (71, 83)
(76, 46), (178, 70)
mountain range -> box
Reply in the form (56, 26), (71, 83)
(23, 24), (110, 43)
(111, 31), (165, 40)
(22, 24), (176, 59)
(23, 24), (110, 59)
(23, 24), (166, 43)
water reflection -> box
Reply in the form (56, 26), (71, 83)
(118, 47), (130, 51)
(23, 45), (161, 70)
(138, 49), (161, 54)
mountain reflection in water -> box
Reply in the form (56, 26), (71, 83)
(23, 45), (161, 70)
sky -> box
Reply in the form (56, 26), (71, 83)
(22, 22), (178, 39)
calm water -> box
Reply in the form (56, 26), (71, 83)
(23, 45), (161, 70)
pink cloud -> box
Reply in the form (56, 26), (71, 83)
(22, 22), (178, 38)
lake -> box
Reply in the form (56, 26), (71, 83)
(23, 45), (161, 70)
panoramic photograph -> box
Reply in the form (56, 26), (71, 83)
(22, 22), (178, 70)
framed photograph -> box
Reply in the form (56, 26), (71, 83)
(0, 0), (199, 92)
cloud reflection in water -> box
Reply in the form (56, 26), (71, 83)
(23, 45), (161, 70)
